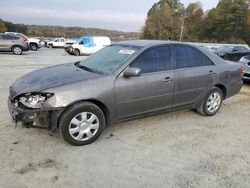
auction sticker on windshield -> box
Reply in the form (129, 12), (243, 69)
(118, 49), (135, 55)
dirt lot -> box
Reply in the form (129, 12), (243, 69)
(0, 48), (250, 188)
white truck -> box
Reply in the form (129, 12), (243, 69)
(5, 32), (41, 51)
(47, 38), (67, 48)
(71, 36), (111, 56)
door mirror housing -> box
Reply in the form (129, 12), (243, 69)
(123, 68), (141, 78)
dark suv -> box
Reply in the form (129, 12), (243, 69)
(0, 33), (29, 55)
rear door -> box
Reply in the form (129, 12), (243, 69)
(173, 44), (216, 107)
(115, 45), (175, 119)
(1, 35), (13, 50)
(0, 34), (4, 50)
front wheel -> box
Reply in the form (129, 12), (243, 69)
(197, 87), (223, 116)
(30, 43), (38, 51)
(59, 102), (105, 146)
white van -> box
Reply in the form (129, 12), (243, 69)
(72, 36), (111, 56)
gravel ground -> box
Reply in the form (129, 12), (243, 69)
(0, 48), (250, 188)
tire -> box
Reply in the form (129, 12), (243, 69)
(30, 43), (38, 51)
(12, 46), (23, 55)
(74, 49), (80, 56)
(59, 102), (106, 146)
(49, 44), (53, 48)
(223, 55), (230, 61)
(197, 87), (223, 116)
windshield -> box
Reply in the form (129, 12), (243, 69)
(78, 45), (140, 75)
(216, 46), (233, 52)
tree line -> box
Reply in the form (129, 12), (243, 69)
(0, 19), (139, 41)
(141, 0), (250, 45)
(1, 0), (250, 44)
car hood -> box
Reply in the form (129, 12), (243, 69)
(29, 38), (40, 42)
(9, 62), (102, 99)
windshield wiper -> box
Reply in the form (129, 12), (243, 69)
(75, 62), (105, 75)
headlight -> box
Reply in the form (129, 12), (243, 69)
(18, 93), (53, 109)
(217, 53), (225, 56)
(239, 57), (249, 63)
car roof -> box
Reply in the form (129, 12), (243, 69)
(114, 40), (226, 66)
(114, 40), (174, 47)
(114, 40), (205, 49)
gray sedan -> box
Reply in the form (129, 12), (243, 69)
(8, 40), (243, 146)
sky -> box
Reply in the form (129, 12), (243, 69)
(0, 0), (219, 32)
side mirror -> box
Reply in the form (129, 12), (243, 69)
(123, 68), (141, 78)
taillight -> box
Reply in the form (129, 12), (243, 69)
(240, 66), (244, 77)
(24, 37), (29, 44)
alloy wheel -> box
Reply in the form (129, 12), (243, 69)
(13, 47), (22, 55)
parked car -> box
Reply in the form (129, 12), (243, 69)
(8, 40), (243, 146)
(71, 36), (111, 56)
(0, 33), (29, 55)
(47, 38), (66, 48)
(5, 32), (42, 51)
(214, 46), (250, 61)
(239, 55), (250, 82)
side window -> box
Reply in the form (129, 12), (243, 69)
(130, 46), (172, 74)
(13, 36), (20, 40)
(55, 39), (59, 42)
(175, 45), (212, 69)
(3, 35), (14, 40)
(83, 38), (90, 44)
(202, 54), (214, 66)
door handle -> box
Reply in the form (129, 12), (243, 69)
(163, 77), (172, 82)
(208, 70), (216, 75)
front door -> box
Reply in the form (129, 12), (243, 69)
(115, 45), (175, 120)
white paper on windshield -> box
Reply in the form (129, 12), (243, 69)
(118, 49), (135, 55)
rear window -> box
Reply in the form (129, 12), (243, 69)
(3, 35), (15, 40)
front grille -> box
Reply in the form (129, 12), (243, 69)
(244, 73), (250, 78)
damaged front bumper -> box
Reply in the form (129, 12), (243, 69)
(8, 97), (63, 131)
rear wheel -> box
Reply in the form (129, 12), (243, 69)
(197, 87), (223, 116)
(59, 102), (105, 146)
(12, 46), (23, 55)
